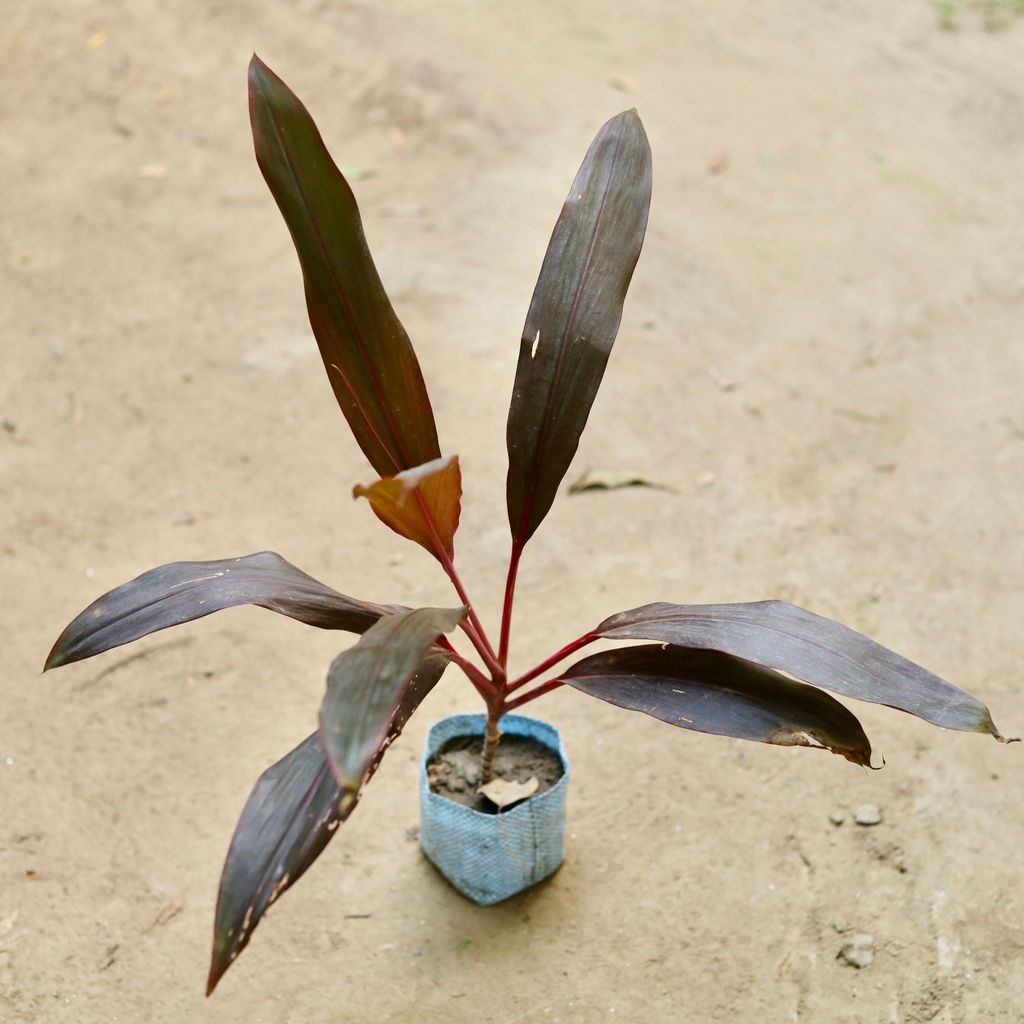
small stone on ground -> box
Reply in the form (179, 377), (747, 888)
(854, 804), (882, 826)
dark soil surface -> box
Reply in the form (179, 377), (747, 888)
(427, 734), (565, 813)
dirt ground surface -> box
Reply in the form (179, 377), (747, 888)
(3, 2), (1023, 1021)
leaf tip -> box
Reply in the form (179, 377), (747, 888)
(315, 718), (361, 794)
(247, 53), (282, 107)
(205, 960), (223, 997)
(247, 53), (264, 90)
(841, 744), (874, 769)
(609, 107), (649, 147)
(977, 709), (1018, 744)
(204, 942), (229, 999)
(248, 52), (269, 79)
(43, 643), (66, 672)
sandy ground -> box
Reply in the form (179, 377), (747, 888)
(3, 2), (1023, 1021)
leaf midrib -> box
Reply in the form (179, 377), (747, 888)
(514, 128), (626, 545)
(260, 88), (412, 473)
(601, 605), (973, 715)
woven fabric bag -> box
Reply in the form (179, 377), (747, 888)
(419, 713), (570, 905)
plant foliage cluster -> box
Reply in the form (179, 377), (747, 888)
(46, 56), (1012, 993)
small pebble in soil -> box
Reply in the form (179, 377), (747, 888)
(829, 810), (846, 826)
(854, 804), (882, 826)
(837, 933), (875, 969)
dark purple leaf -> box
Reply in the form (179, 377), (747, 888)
(45, 552), (389, 670)
(506, 110), (652, 546)
(594, 601), (1013, 741)
(249, 55), (440, 476)
(207, 651), (450, 995)
(561, 645), (872, 765)
(207, 732), (346, 996)
(319, 607), (465, 791)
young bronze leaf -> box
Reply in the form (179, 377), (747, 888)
(594, 601), (1013, 741)
(353, 455), (462, 561)
(248, 55), (440, 476)
(506, 109), (652, 546)
(208, 652), (449, 995)
(45, 552), (390, 670)
(560, 645), (873, 765)
(319, 607), (465, 791)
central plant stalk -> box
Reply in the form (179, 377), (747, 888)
(481, 708), (502, 784)
(431, 534), (598, 784)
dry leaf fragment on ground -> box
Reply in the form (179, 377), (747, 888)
(568, 467), (675, 495)
(837, 934), (875, 969)
(143, 904), (183, 933)
(708, 366), (738, 391)
(707, 152), (730, 174)
(609, 73), (639, 93)
(477, 775), (539, 809)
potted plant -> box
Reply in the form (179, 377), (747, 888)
(45, 55), (1014, 995)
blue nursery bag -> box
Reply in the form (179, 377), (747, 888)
(419, 713), (570, 905)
